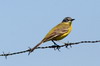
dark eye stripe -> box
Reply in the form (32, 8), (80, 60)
(62, 19), (69, 22)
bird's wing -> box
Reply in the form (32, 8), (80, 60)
(42, 23), (69, 42)
(47, 28), (68, 40)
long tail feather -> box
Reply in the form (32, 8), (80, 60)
(29, 41), (43, 53)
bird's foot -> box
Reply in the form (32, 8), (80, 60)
(52, 45), (61, 51)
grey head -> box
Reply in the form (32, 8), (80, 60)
(62, 17), (75, 22)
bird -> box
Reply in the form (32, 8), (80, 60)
(29, 17), (75, 53)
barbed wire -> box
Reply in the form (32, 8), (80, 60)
(0, 40), (100, 58)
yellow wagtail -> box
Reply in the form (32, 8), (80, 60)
(30, 17), (75, 52)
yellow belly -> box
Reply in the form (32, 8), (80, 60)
(53, 25), (72, 40)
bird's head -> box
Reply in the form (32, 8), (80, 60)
(62, 17), (75, 22)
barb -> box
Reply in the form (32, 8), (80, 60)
(0, 40), (100, 57)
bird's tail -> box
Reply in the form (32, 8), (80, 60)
(29, 41), (43, 53)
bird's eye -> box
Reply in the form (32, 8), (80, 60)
(62, 19), (69, 22)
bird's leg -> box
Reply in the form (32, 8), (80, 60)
(52, 40), (58, 45)
(51, 40), (60, 51)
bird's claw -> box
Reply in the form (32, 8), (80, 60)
(52, 45), (61, 51)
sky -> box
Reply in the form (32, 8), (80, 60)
(0, 0), (100, 66)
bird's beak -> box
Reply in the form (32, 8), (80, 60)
(72, 19), (75, 21)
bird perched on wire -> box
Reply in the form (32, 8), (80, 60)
(29, 17), (75, 53)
